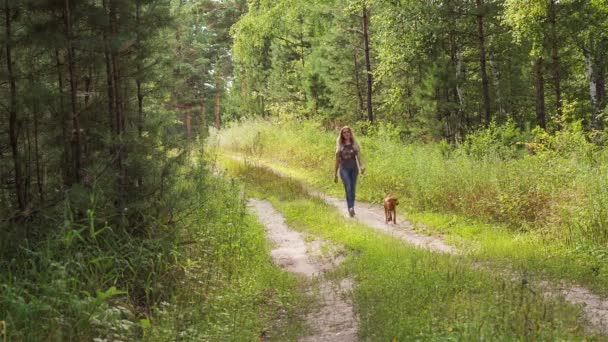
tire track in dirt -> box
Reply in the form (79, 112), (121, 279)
(232, 155), (608, 334)
(248, 199), (358, 341)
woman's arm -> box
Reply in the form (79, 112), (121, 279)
(334, 152), (340, 182)
(356, 151), (365, 174)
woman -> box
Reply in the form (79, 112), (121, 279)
(334, 126), (365, 217)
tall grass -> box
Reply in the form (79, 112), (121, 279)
(213, 118), (608, 244)
(0, 149), (302, 341)
(213, 118), (608, 294)
(222, 158), (600, 341)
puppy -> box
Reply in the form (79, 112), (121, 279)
(383, 195), (399, 224)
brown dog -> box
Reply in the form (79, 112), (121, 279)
(383, 195), (399, 224)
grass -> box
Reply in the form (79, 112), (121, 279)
(0, 150), (304, 341)
(210, 118), (608, 295)
(148, 211), (305, 341)
(220, 157), (601, 341)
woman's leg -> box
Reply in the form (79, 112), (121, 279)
(340, 167), (353, 208)
(345, 168), (358, 209)
(350, 168), (358, 208)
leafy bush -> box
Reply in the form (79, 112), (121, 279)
(462, 120), (532, 160)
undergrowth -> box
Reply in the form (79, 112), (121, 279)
(212, 118), (608, 294)
(222, 158), (601, 341)
(213, 118), (608, 242)
(0, 149), (302, 341)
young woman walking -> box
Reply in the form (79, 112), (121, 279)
(334, 126), (365, 217)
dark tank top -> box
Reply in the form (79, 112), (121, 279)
(338, 144), (358, 170)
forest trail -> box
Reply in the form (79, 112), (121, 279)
(232, 155), (456, 254)
(315, 192), (455, 254)
(234, 156), (608, 335)
(248, 199), (358, 341)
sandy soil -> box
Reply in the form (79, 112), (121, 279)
(248, 199), (358, 341)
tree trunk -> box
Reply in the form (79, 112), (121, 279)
(55, 49), (72, 186)
(214, 91), (221, 130)
(299, 15), (307, 104)
(25, 119), (32, 206)
(112, 59), (123, 137)
(548, 0), (562, 121)
(362, 5), (374, 123)
(201, 99), (207, 133)
(64, 0), (82, 184)
(489, 49), (505, 120)
(476, 0), (491, 126)
(534, 57), (547, 129)
(110, 0), (126, 203)
(5, 0), (27, 211)
(585, 49), (606, 129)
(353, 49), (364, 115)
(137, 79), (143, 136)
(456, 51), (467, 137)
(596, 61), (606, 125)
(32, 90), (44, 203)
(103, 12), (116, 135)
(136, 0), (144, 138)
(83, 64), (92, 162)
(186, 110), (192, 139)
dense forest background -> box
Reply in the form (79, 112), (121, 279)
(1, 0), (243, 220)
(230, 0), (608, 142)
(3, 0), (608, 340)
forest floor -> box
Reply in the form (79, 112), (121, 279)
(224, 154), (608, 339)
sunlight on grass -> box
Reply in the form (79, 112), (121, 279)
(212, 119), (608, 295)
(220, 159), (601, 340)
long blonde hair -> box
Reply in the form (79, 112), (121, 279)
(335, 126), (360, 154)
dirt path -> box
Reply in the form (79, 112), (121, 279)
(315, 192), (455, 254)
(248, 199), (358, 341)
(232, 156), (608, 334)
(544, 282), (608, 334)
(231, 155), (454, 254)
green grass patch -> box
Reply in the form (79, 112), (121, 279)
(407, 212), (608, 296)
(148, 210), (305, 341)
(221, 159), (601, 341)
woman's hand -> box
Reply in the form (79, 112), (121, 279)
(360, 166), (366, 175)
(334, 174), (338, 183)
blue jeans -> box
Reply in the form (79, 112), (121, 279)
(339, 167), (358, 209)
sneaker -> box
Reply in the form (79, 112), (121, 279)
(348, 208), (355, 217)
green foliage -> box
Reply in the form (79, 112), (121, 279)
(230, 0), (608, 140)
(463, 120), (533, 159)
(0, 1), (275, 340)
(0, 151), (302, 340)
(147, 164), (304, 341)
(218, 119), (608, 239)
